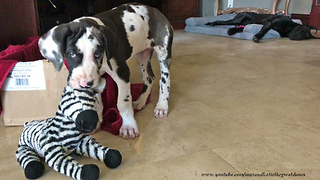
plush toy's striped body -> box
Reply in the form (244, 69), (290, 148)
(16, 84), (121, 180)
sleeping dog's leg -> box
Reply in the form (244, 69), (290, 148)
(227, 27), (245, 35)
(253, 22), (274, 43)
(133, 48), (155, 110)
(252, 16), (288, 43)
(205, 13), (250, 26)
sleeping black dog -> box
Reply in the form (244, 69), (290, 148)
(205, 12), (319, 43)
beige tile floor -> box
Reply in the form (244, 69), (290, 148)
(1, 30), (320, 180)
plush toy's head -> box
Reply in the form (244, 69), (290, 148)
(75, 109), (99, 134)
(59, 79), (105, 133)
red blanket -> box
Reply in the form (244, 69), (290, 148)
(0, 37), (149, 135)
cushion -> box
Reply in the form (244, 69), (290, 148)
(184, 14), (286, 40)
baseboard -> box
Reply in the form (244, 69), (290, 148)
(291, 14), (310, 25)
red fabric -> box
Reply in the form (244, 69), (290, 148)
(0, 37), (149, 135)
(100, 74), (151, 135)
(0, 37), (43, 92)
(0, 37), (43, 114)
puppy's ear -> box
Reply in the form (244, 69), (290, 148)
(99, 26), (117, 71)
(38, 24), (71, 71)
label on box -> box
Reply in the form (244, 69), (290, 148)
(1, 61), (46, 91)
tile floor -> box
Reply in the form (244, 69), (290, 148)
(1, 30), (320, 180)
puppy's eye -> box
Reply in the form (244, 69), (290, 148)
(94, 50), (102, 58)
(69, 51), (76, 58)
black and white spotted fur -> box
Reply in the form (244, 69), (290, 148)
(38, 3), (174, 139)
(16, 80), (121, 180)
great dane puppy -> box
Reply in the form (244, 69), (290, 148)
(206, 12), (319, 43)
(38, 3), (173, 139)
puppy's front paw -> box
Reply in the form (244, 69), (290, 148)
(119, 124), (140, 139)
(154, 108), (168, 118)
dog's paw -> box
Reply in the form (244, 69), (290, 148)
(119, 124), (140, 139)
(154, 108), (168, 118)
(132, 100), (146, 110)
(154, 101), (169, 118)
(253, 36), (260, 43)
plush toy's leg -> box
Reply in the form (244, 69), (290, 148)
(76, 136), (122, 169)
(16, 145), (45, 179)
(44, 146), (99, 180)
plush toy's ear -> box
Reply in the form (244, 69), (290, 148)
(99, 26), (117, 71)
(38, 24), (71, 71)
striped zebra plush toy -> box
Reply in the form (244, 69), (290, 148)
(16, 79), (122, 180)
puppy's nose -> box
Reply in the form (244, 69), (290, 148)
(87, 80), (94, 87)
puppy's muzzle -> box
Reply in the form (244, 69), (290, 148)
(79, 80), (94, 88)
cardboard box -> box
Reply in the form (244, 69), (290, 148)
(1, 60), (69, 126)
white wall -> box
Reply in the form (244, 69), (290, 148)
(201, 0), (216, 17)
(201, 0), (312, 16)
(286, 0), (312, 14)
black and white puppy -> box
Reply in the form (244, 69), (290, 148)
(206, 12), (319, 43)
(38, 3), (173, 139)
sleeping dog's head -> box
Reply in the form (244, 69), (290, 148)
(38, 17), (116, 90)
(289, 25), (319, 41)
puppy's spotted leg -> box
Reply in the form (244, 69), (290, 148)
(95, 93), (103, 132)
(133, 48), (155, 110)
(93, 78), (106, 133)
(110, 71), (139, 139)
(118, 82), (139, 138)
(152, 24), (173, 119)
(154, 48), (171, 118)
(101, 55), (139, 138)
